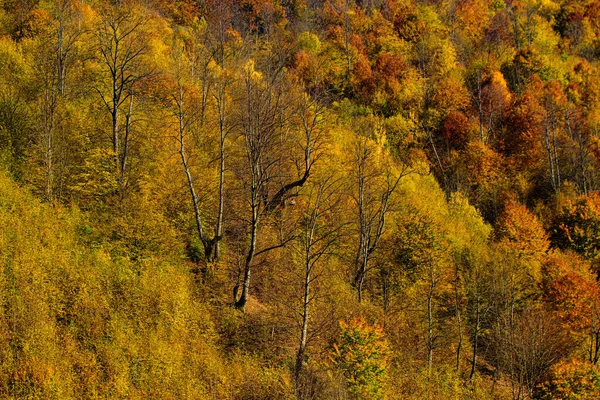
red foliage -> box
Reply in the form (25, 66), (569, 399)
(374, 53), (406, 80)
(501, 79), (544, 170)
(441, 111), (471, 150)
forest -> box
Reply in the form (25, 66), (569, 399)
(1, 0), (600, 398)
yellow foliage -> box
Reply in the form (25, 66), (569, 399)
(244, 59), (263, 81)
(0, 169), (228, 398)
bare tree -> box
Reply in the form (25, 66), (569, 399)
(233, 71), (325, 310)
(35, 0), (82, 201)
(352, 122), (409, 302)
(326, 0), (355, 81)
(294, 177), (343, 392)
(95, 6), (148, 191)
(168, 23), (231, 264)
(173, 75), (223, 263)
(452, 260), (464, 373)
(461, 253), (492, 382)
(541, 87), (564, 193)
(232, 69), (293, 310)
(425, 255), (436, 380)
(210, 6), (230, 261)
(492, 308), (573, 399)
(265, 91), (326, 212)
(564, 108), (590, 195)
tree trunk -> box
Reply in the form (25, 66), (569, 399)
(235, 191), (259, 310)
(454, 271), (463, 373)
(112, 97), (119, 175)
(177, 86), (210, 260)
(551, 117), (561, 189)
(43, 81), (56, 202)
(470, 294), (480, 381)
(213, 89), (226, 262)
(354, 139), (368, 302)
(577, 128), (588, 195)
(344, 3), (351, 80)
(57, 2), (67, 97)
(478, 73), (484, 143)
(427, 256), (436, 379)
(295, 181), (338, 391)
(544, 122), (556, 191)
(120, 93), (133, 191)
(354, 251), (368, 303)
(295, 250), (311, 385)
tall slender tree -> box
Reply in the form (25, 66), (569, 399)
(95, 6), (148, 192)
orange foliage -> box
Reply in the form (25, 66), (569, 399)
(544, 268), (600, 336)
(496, 199), (549, 262)
(537, 358), (600, 400)
(462, 141), (504, 189)
(353, 52), (372, 82)
(432, 76), (471, 114)
(292, 50), (318, 84)
(455, 0), (490, 41)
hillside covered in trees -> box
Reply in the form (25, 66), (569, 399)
(3, 0), (600, 398)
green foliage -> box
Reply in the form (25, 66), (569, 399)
(297, 31), (321, 55)
(393, 209), (442, 280)
(330, 318), (389, 400)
